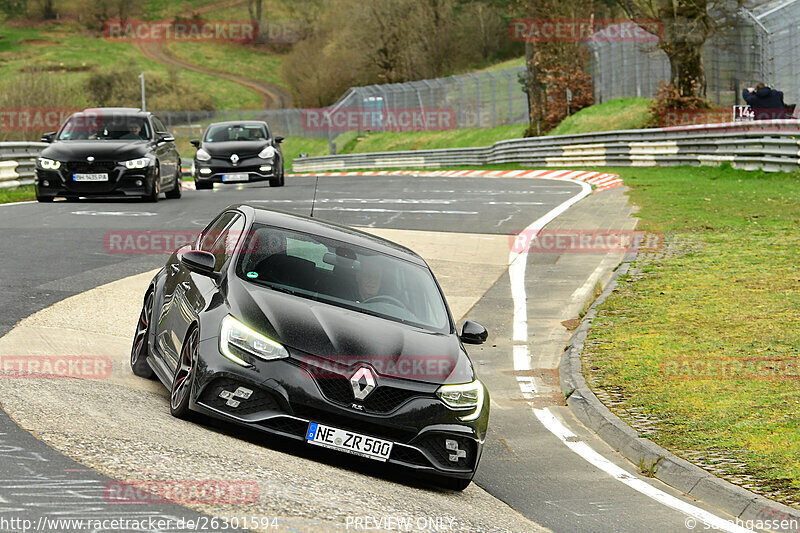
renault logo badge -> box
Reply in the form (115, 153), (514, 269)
(230, 154), (239, 164)
(350, 367), (375, 400)
(87, 156), (95, 162)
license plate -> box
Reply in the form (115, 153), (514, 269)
(73, 173), (108, 182)
(306, 422), (393, 462)
(222, 173), (249, 182)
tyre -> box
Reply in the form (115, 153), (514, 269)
(130, 291), (155, 379)
(165, 169), (182, 199)
(170, 327), (198, 419)
(195, 180), (213, 190)
(36, 195), (53, 203)
(269, 163), (284, 187)
(145, 166), (160, 202)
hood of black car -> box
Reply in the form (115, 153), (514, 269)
(42, 141), (150, 161)
(202, 140), (269, 158)
(229, 281), (473, 385)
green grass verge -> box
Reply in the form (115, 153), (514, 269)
(582, 165), (800, 505)
(548, 98), (651, 136)
(0, 185), (35, 204)
(339, 125), (526, 154)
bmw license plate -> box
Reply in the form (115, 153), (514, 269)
(73, 173), (108, 182)
(222, 173), (249, 182)
(306, 422), (393, 462)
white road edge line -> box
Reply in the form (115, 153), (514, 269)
(507, 178), (750, 533)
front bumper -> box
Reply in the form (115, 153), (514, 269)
(188, 338), (488, 479)
(35, 164), (156, 199)
(194, 157), (277, 185)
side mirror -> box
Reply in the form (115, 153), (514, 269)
(460, 320), (488, 344)
(190, 139), (201, 148)
(274, 136), (284, 144)
(41, 132), (55, 143)
(180, 250), (216, 276)
(158, 132), (175, 144)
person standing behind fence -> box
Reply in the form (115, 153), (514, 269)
(742, 83), (788, 119)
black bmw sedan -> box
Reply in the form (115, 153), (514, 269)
(35, 108), (182, 202)
(131, 205), (489, 490)
(191, 121), (285, 189)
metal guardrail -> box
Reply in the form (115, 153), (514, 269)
(292, 120), (800, 174)
(0, 142), (47, 189)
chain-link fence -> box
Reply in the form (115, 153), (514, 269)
(328, 66), (528, 131)
(154, 65), (530, 143)
(589, 1), (800, 107)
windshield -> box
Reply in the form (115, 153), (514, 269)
(57, 113), (152, 141)
(204, 123), (268, 142)
(236, 224), (451, 333)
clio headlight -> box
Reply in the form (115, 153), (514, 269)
(258, 146), (276, 159)
(38, 158), (61, 170)
(220, 315), (288, 366)
(436, 379), (485, 421)
(196, 148), (211, 161)
(122, 157), (150, 169)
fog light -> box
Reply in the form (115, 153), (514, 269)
(199, 168), (212, 175)
(259, 165), (272, 172)
(135, 179), (143, 186)
(42, 180), (49, 187)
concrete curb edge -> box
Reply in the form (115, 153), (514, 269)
(558, 261), (800, 531)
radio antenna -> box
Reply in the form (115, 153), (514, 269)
(310, 175), (320, 218)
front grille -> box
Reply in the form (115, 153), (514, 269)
(308, 366), (353, 404)
(198, 378), (279, 416)
(417, 434), (477, 470)
(65, 161), (117, 174)
(306, 364), (423, 413)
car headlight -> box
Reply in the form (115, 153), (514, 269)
(258, 146), (276, 159)
(122, 157), (150, 169)
(436, 379), (485, 421)
(220, 315), (288, 366)
(196, 148), (211, 161)
(38, 158), (61, 170)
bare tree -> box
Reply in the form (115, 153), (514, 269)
(248, 0), (264, 42)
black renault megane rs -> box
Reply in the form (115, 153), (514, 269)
(131, 204), (489, 489)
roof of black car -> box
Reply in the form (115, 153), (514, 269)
(232, 204), (426, 265)
(206, 120), (267, 128)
